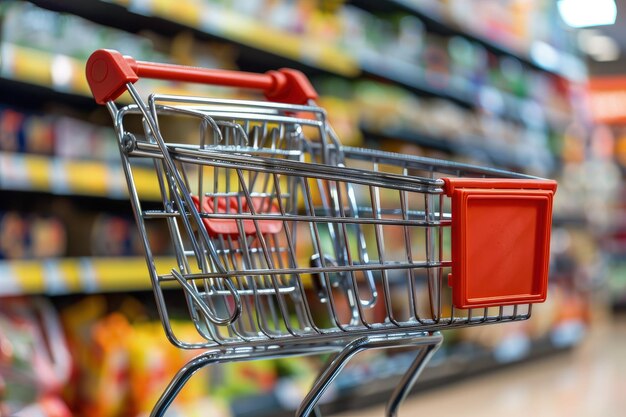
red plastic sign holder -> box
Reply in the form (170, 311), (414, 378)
(443, 178), (557, 309)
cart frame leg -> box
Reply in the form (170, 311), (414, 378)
(385, 339), (442, 417)
(150, 332), (442, 417)
(149, 347), (323, 417)
(296, 332), (443, 417)
(150, 351), (220, 417)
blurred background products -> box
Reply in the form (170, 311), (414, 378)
(0, 297), (72, 417)
(0, 0), (623, 416)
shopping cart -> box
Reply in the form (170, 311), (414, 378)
(86, 50), (557, 417)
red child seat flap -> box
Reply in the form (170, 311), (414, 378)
(191, 195), (283, 237)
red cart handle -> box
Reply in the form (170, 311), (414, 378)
(86, 49), (318, 105)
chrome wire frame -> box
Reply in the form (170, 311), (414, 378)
(105, 84), (536, 416)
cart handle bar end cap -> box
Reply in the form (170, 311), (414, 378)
(86, 49), (138, 105)
(86, 49), (318, 105)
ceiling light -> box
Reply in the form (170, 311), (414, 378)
(587, 35), (620, 61)
(577, 30), (620, 61)
(558, 0), (617, 28)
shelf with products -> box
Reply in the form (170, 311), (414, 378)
(0, 38), (268, 123)
(357, 51), (572, 135)
(0, 192), (175, 295)
(317, 79), (558, 176)
(0, 100), (165, 200)
(607, 255), (626, 312)
(25, 0), (358, 77)
(0, 256), (176, 295)
(24, 0), (574, 136)
(604, 213), (626, 310)
(0, 42), (91, 97)
(0, 151), (161, 200)
(0, 42), (558, 177)
(0, 87), (556, 180)
(362, 127), (533, 173)
(574, 78), (626, 311)
(342, 0), (576, 133)
(0, 1), (251, 101)
(0, 1), (574, 186)
(350, 0), (586, 82)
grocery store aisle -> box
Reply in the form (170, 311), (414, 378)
(335, 316), (626, 417)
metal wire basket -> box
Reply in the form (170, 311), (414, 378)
(87, 49), (557, 417)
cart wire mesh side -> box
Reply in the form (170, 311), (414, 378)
(86, 49), (557, 417)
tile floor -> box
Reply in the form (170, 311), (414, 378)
(335, 316), (626, 417)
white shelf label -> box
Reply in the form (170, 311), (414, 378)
(0, 153), (32, 190)
(128, 0), (153, 15)
(42, 259), (67, 295)
(49, 157), (70, 195)
(0, 263), (23, 296)
(106, 163), (128, 199)
(0, 43), (16, 77)
(79, 258), (99, 293)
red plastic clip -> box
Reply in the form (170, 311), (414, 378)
(443, 178), (557, 309)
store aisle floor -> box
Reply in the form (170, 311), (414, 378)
(335, 316), (626, 417)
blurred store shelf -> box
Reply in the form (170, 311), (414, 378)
(350, 0), (587, 81)
(0, 152), (161, 200)
(0, 256), (176, 295)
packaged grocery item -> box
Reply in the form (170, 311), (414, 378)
(23, 114), (55, 155)
(30, 216), (67, 258)
(0, 1), (158, 61)
(0, 212), (67, 260)
(422, 33), (450, 89)
(60, 296), (221, 417)
(0, 107), (25, 152)
(0, 297), (71, 417)
(54, 117), (119, 161)
(90, 214), (142, 257)
(0, 212), (28, 259)
(61, 297), (130, 417)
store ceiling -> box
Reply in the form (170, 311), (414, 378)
(595, 0), (626, 49)
(584, 0), (626, 76)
